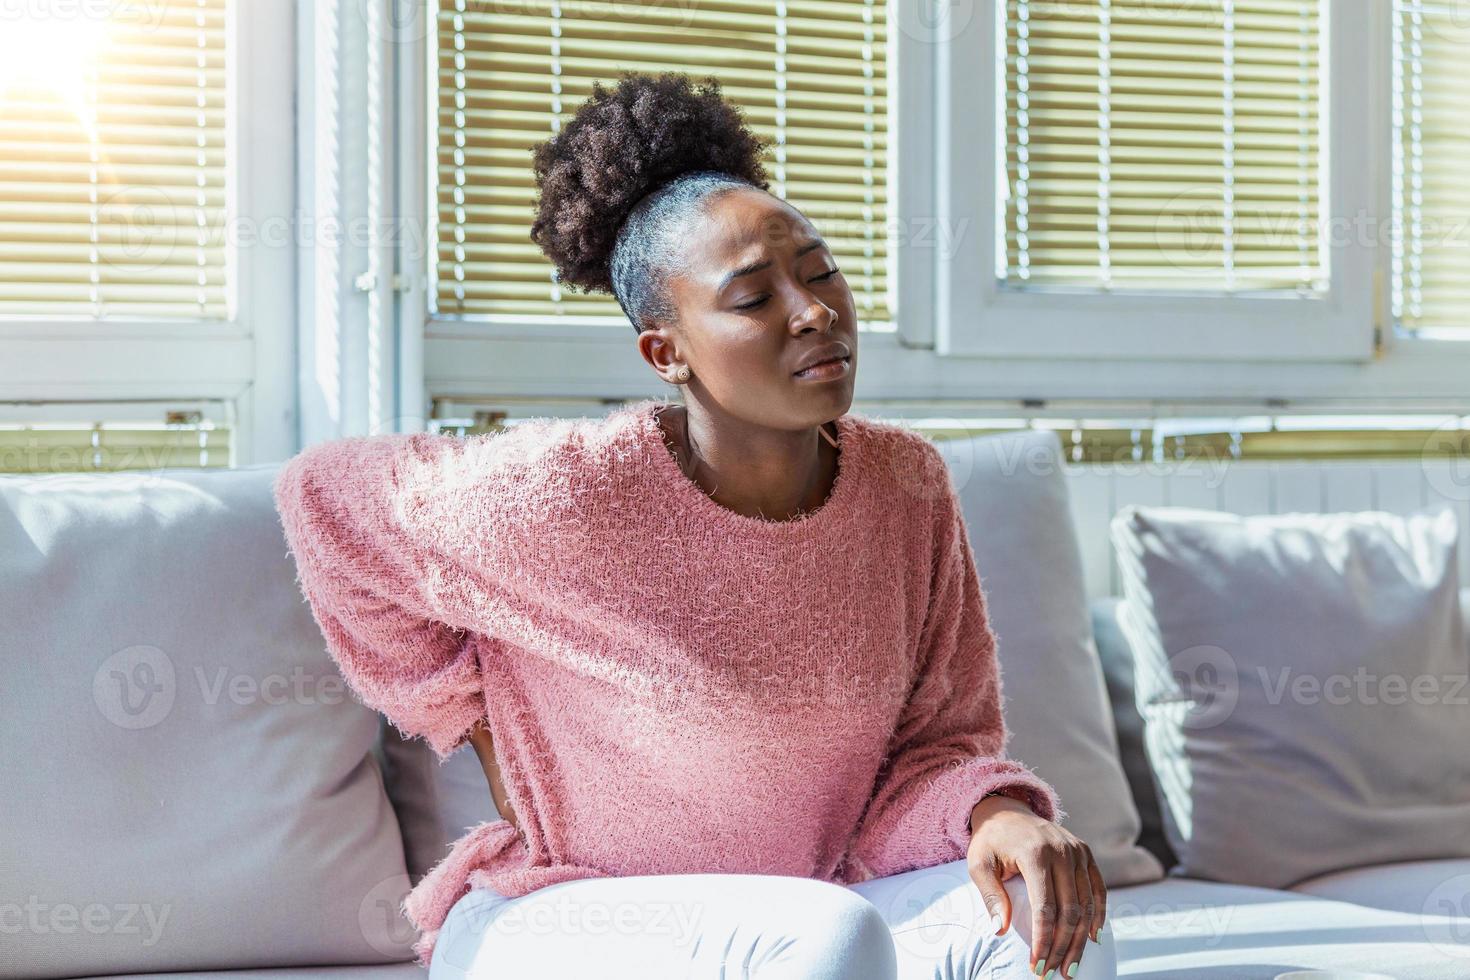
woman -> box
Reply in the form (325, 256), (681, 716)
(273, 71), (1115, 980)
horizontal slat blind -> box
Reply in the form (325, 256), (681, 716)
(0, 423), (230, 472)
(1001, 0), (1324, 292)
(434, 0), (889, 323)
(0, 1), (229, 318)
(1393, 1), (1470, 336)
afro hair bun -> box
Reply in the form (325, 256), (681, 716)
(529, 70), (771, 296)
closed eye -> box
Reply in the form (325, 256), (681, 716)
(733, 269), (842, 311)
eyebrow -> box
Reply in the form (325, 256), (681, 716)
(717, 238), (828, 293)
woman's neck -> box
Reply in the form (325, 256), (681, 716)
(660, 403), (838, 522)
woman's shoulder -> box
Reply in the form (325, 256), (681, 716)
(841, 411), (956, 498)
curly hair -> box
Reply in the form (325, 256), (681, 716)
(529, 71), (772, 332)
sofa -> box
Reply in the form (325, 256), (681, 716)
(3, 422), (1468, 979)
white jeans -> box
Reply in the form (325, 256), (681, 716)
(428, 857), (1119, 979)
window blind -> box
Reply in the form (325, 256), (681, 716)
(0, 421), (230, 473)
(1001, 0), (1323, 293)
(0, 1), (228, 319)
(434, 0), (889, 324)
(1393, 1), (1470, 337)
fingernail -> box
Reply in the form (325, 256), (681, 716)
(1067, 962), (1079, 978)
(1032, 961), (1044, 977)
(1044, 969), (1056, 980)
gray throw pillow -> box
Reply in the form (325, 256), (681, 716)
(0, 463), (416, 977)
(1111, 504), (1470, 888)
(940, 428), (1163, 887)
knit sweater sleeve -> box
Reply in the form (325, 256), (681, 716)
(842, 443), (1063, 883)
(272, 432), (487, 762)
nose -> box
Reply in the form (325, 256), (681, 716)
(790, 297), (837, 334)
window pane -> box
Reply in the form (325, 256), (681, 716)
(0, 1), (230, 319)
(1392, 1), (1470, 337)
(1000, 0), (1324, 294)
(433, 0), (890, 325)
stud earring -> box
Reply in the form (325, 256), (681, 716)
(673, 364), (691, 383)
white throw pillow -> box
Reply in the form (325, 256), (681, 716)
(1111, 504), (1470, 888)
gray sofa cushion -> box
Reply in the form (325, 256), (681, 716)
(1111, 504), (1470, 890)
(1289, 857), (1470, 922)
(1108, 874), (1470, 977)
(0, 463), (415, 977)
(939, 428), (1163, 887)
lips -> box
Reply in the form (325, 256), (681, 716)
(792, 341), (853, 377)
(794, 355), (848, 376)
(793, 355), (852, 381)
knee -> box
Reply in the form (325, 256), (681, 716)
(783, 883), (897, 980)
(1002, 876), (1118, 980)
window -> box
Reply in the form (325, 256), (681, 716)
(0, 1), (294, 467)
(1392, 0), (1470, 338)
(1000, 0), (1324, 294)
(432, 0), (891, 325)
(935, 0), (1376, 362)
(0, 1), (229, 318)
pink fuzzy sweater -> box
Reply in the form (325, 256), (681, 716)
(272, 398), (1062, 968)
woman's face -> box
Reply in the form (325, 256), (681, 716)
(638, 186), (858, 430)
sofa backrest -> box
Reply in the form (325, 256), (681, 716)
(1063, 457), (1470, 600)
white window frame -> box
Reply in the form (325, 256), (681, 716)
(394, 0), (1470, 411)
(943, 0), (1374, 362)
(0, 0), (296, 465)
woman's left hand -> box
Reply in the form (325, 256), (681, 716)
(966, 794), (1107, 978)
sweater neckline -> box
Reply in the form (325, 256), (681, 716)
(632, 399), (862, 539)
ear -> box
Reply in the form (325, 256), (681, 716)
(635, 324), (682, 379)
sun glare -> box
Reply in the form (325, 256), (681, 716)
(0, 13), (110, 126)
